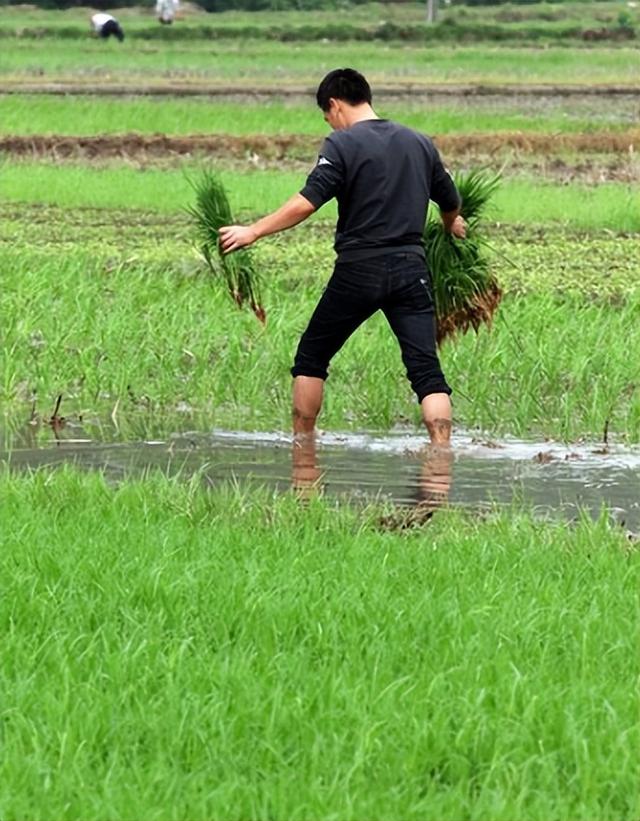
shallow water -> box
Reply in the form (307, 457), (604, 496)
(2, 419), (639, 531)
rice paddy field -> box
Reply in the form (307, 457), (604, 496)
(1, 3), (640, 818)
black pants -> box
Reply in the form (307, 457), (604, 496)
(100, 20), (124, 40)
(291, 252), (451, 402)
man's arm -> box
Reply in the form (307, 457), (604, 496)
(440, 207), (466, 239)
(218, 194), (316, 254)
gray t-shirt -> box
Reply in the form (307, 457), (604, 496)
(300, 119), (460, 262)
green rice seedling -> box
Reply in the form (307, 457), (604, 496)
(3, 201), (640, 441)
(5, 162), (640, 233)
(0, 468), (639, 820)
(2, 94), (637, 137)
(187, 171), (266, 323)
(2, 38), (639, 90)
(425, 168), (503, 344)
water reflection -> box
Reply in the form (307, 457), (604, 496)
(416, 445), (453, 514)
(291, 432), (454, 516)
(1, 419), (639, 532)
(292, 432), (324, 502)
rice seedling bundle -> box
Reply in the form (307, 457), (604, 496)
(188, 172), (266, 323)
(425, 169), (503, 345)
(188, 169), (499, 335)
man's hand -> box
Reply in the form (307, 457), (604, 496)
(450, 215), (467, 239)
(218, 225), (258, 254)
(440, 208), (467, 240)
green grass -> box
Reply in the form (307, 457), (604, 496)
(2, 14), (638, 818)
(1, 40), (639, 87)
(2, 222), (640, 439)
(1, 93), (636, 136)
(491, 181), (640, 232)
(4, 203), (638, 299)
(0, 162), (315, 219)
(0, 468), (638, 820)
(2, 162), (639, 233)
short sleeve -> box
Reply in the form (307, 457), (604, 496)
(300, 136), (345, 209)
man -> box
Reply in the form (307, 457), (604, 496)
(219, 68), (465, 447)
(90, 11), (125, 41)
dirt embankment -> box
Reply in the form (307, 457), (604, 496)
(3, 82), (640, 98)
(2, 130), (639, 161)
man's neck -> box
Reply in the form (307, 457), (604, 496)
(344, 104), (379, 128)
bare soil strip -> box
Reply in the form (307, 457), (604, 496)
(3, 82), (640, 98)
(2, 131), (638, 160)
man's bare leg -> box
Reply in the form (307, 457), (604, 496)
(421, 392), (452, 446)
(292, 376), (325, 498)
(292, 375), (324, 435)
(414, 392), (453, 518)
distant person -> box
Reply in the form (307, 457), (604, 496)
(90, 12), (125, 41)
(156, 0), (179, 25)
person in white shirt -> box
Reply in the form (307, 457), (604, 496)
(90, 12), (125, 41)
(155, 0), (179, 25)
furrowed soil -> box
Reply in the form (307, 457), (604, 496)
(3, 132), (638, 183)
(3, 131), (639, 156)
(4, 83), (640, 97)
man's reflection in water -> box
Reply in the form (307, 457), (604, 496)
(291, 433), (453, 515)
(291, 432), (325, 502)
(415, 444), (453, 516)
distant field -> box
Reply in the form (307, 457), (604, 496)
(1, 92), (637, 136)
(2, 40), (639, 87)
(1, 0), (638, 43)
(2, 161), (638, 233)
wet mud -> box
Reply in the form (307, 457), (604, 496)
(2, 424), (639, 532)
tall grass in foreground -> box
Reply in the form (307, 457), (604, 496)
(0, 468), (638, 820)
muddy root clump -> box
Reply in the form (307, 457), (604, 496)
(436, 279), (503, 345)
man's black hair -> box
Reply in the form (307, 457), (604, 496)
(316, 68), (372, 112)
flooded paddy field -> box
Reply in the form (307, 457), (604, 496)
(1, 9), (639, 818)
(3, 421), (640, 532)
